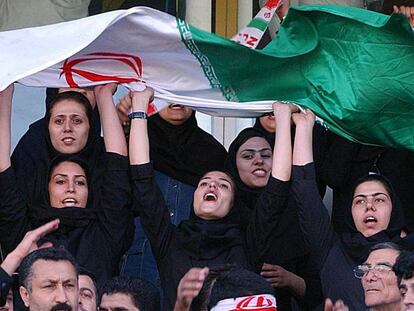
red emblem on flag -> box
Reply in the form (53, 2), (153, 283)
(60, 52), (144, 88)
(229, 295), (277, 311)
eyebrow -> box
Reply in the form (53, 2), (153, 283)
(200, 176), (232, 186)
(240, 148), (272, 153)
(353, 192), (389, 199)
(53, 174), (87, 178)
(80, 288), (94, 295)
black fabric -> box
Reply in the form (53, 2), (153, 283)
(0, 268), (12, 307)
(225, 128), (321, 311)
(131, 162), (290, 310)
(319, 131), (414, 232)
(148, 112), (227, 187)
(11, 106), (104, 208)
(340, 174), (412, 263)
(254, 118), (328, 197)
(0, 153), (133, 288)
(176, 220), (244, 260)
(225, 127), (308, 262)
(293, 163), (414, 311)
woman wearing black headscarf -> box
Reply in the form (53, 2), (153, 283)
(128, 88), (295, 310)
(0, 84), (133, 287)
(289, 107), (414, 310)
(225, 127), (322, 311)
(117, 95), (227, 293)
(11, 87), (105, 207)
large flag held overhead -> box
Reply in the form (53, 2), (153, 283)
(1, 6), (414, 149)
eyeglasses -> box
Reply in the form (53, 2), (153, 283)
(353, 264), (393, 279)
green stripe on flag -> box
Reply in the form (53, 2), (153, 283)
(247, 18), (269, 31)
(176, 18), (238, 101)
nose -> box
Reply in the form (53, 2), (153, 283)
(55, 285), (68, 304)
(404, 289), (414, 306)
(208, 182), (217, 189)
(63, 120), (73, 132)
(365, 198), (376, 211)
(253, 153), (264, 165)
(363, 269), (378, 282)
(66, 181), (75, 193)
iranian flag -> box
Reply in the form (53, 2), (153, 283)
(1, 5), (414, 150)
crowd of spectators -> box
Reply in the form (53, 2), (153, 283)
(2, 1), (414, 311)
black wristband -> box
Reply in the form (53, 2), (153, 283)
(128, 111), (148, 120)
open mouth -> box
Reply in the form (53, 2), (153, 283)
(62, 137), (75, 144)
(204, 192), (217, 202)
(169, 103), (184, 109)
(62, 198), (78, 205)
(364, 216), (378, 224)
(252, 169), (267, 177)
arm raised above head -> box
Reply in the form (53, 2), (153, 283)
(94, 83), (127, 156)
(128, 88), (154, 165)
(0, 85), (14, 172)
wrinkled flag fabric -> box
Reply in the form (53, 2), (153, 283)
(1, 5), (414, 149)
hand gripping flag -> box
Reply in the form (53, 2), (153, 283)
(1, 6), (414, 150)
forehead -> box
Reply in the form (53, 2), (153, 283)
(201, 171), (232, 183)
(238, 136), (271, 152)
(400, 277), (414, 287)
(354, 181), (389, 196)
(100, 293), (137, 310)
(50, 99), (87, 116)
(366, 249), (400, 264)
(51, 161), (86, 177)
(79, 275), (96, 294)
(31, 260), (78, 283)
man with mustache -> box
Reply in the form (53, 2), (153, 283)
(18, 247), (79, 311)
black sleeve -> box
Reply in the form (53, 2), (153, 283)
(130, 162), (174, 260)
(245, 176), (290, 270)
(0, 167), (30, 255)
(318, 131), (360, 189)
(292, 163), (335, 269)
(97, 153), (133, 255)
(0, 268), (13, 307)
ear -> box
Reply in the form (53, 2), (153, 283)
(19, 286), (30, 308)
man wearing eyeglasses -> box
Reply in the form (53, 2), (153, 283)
(353, 242), (403, 311)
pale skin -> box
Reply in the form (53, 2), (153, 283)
(324, 299), (349, 311)
(173, 267), (209, 311)
(393, 5), (414, 27)
(259, 103), (306, 299)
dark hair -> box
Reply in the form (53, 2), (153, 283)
(208, 267), (274, 310)
(199, 171), (237, 197)
(18, 247), (78, 291)
(369, 241), (403, 254)
(191, 265), (237, 311)
(79, 267), (99, 302)
(393, 251), (414, 285)
(48, 155), (89, 182)
(46, 91), (93, 125)
(100, 276), (160, 311)
(352, 174), (394, 201)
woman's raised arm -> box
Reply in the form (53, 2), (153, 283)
(0, 85), (14, 172)
(94, 83), (127, 156)
(129, 88), (154, 165)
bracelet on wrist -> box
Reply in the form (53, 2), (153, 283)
(128, 111), (148, 120)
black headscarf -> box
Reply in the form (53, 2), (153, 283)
(175, 173), (244, 261)
(13, 91), (105, 206)
(148, 111), (227, 187)
(28, 155), (98, 231)
(340, 174), (414, 262)
(225, 127), (309, 263)
(225, 127), (273, 228)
